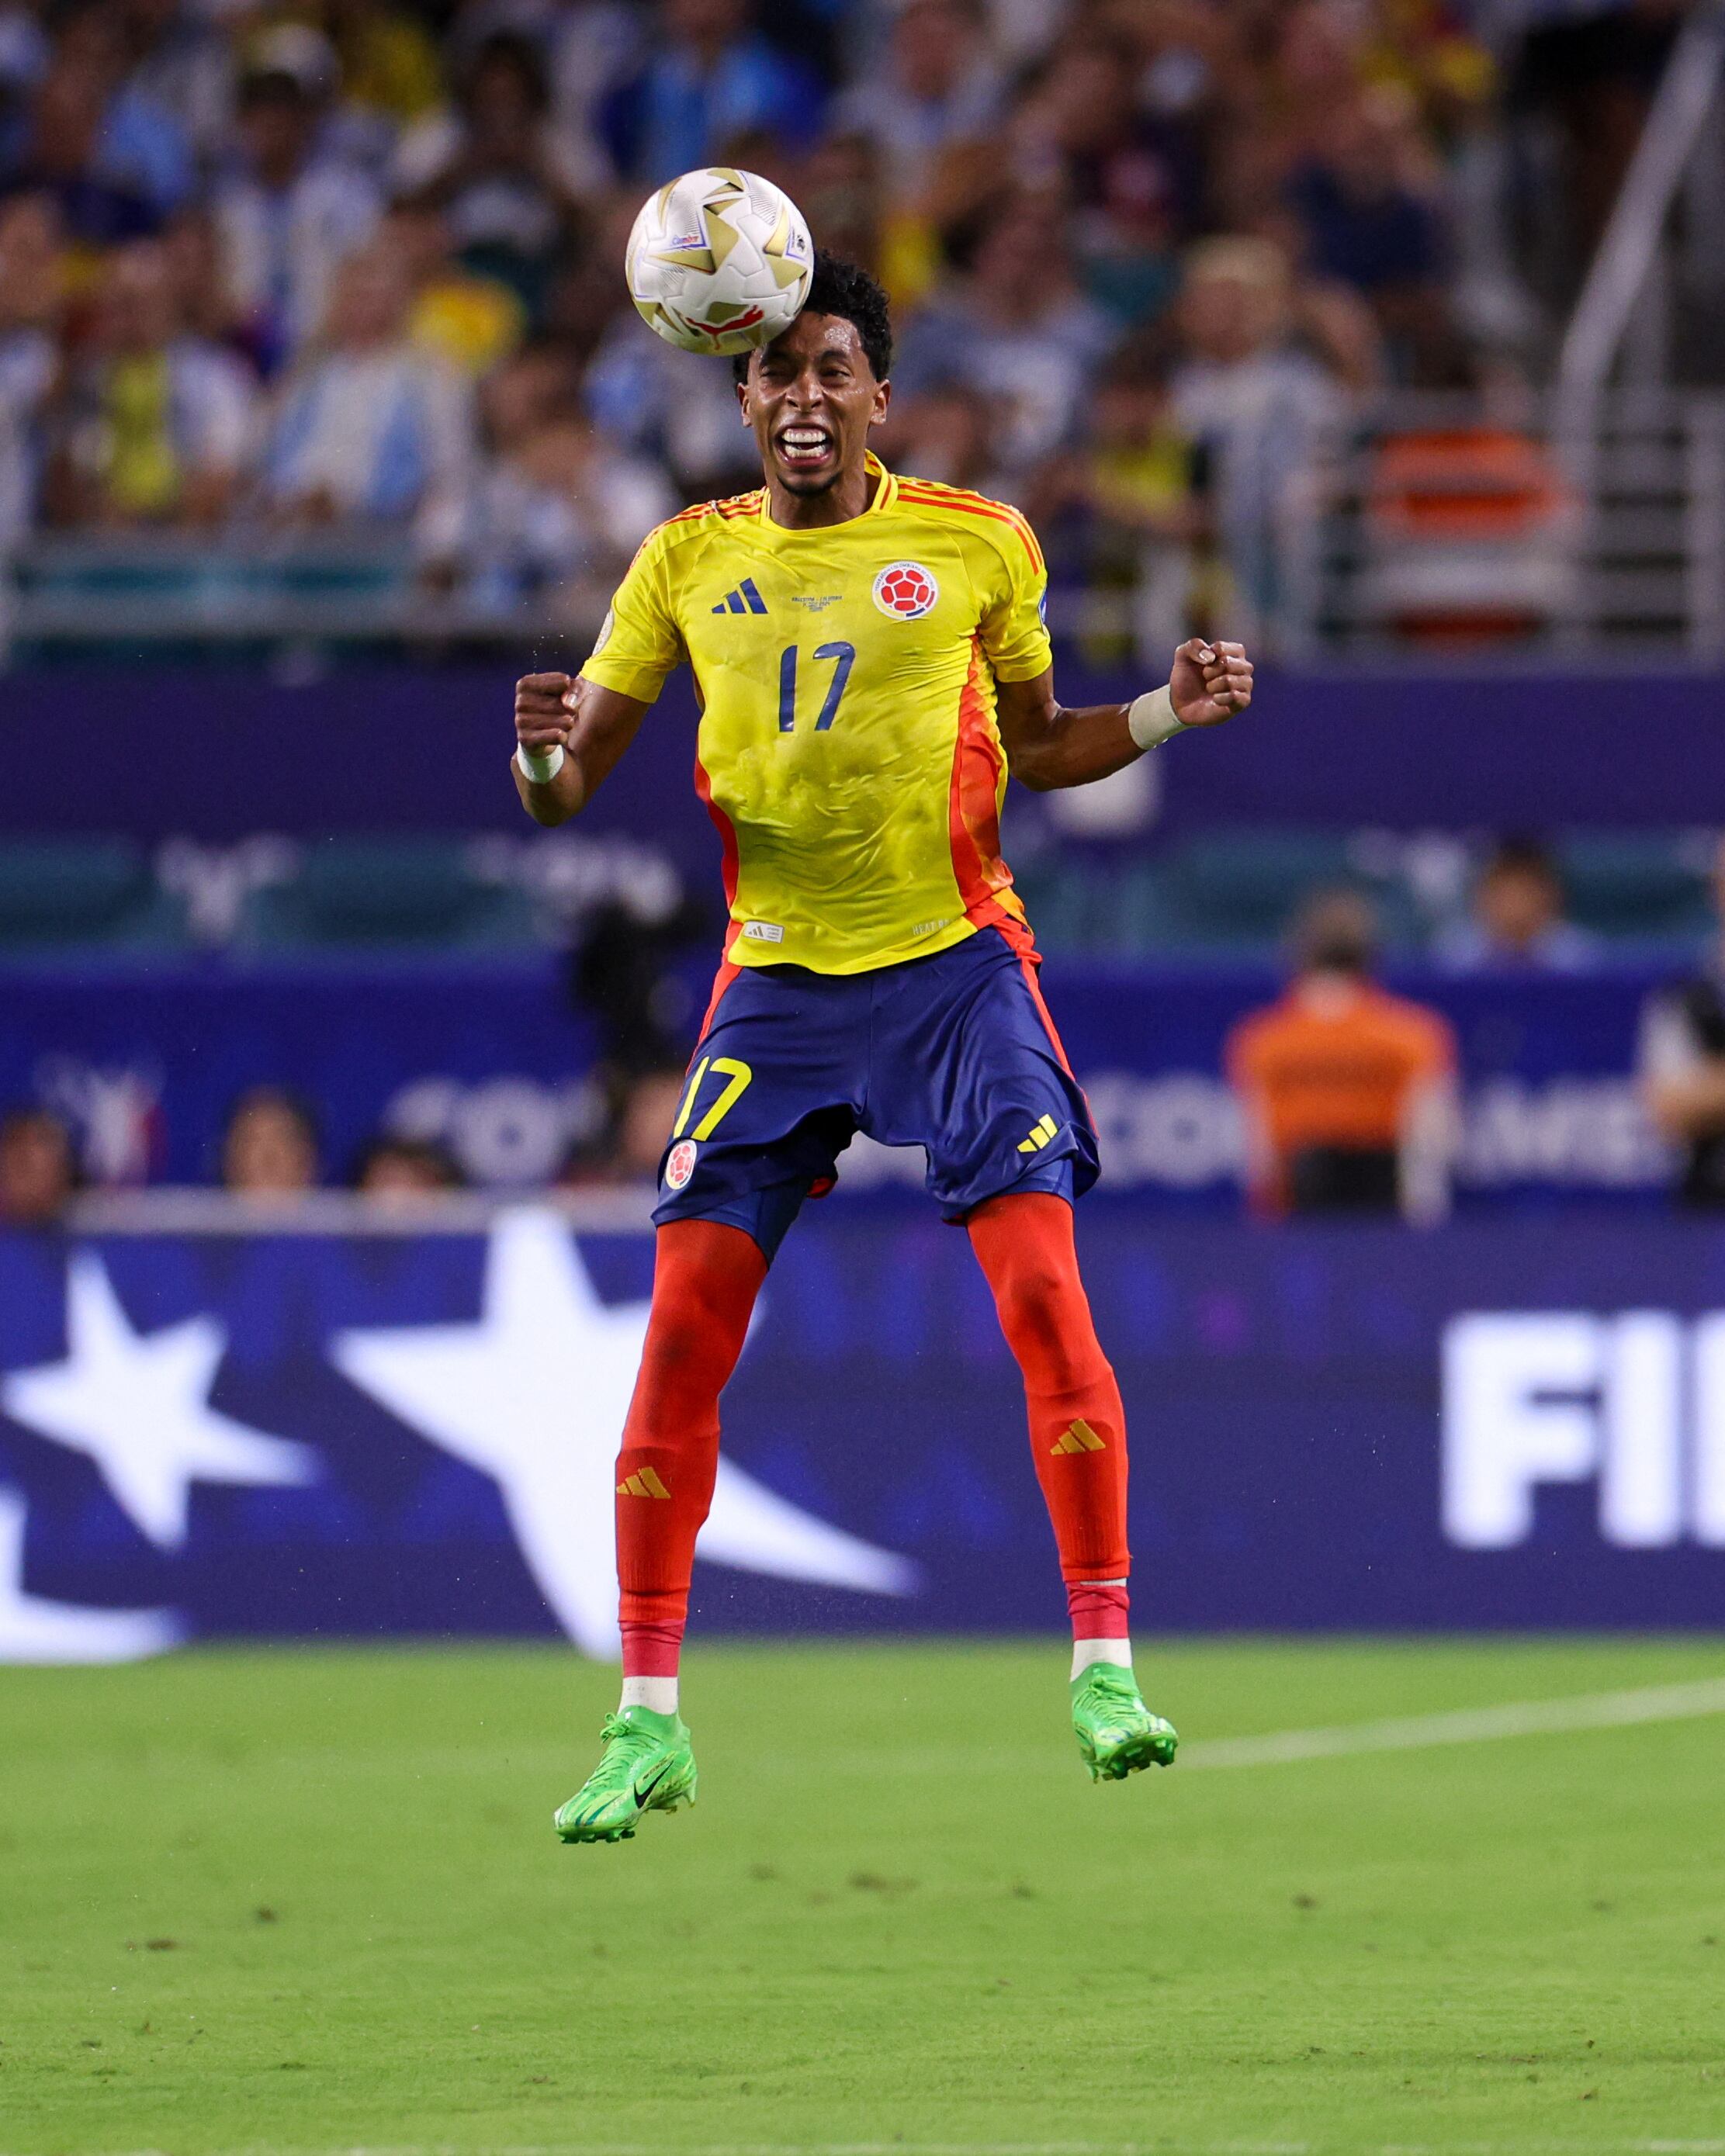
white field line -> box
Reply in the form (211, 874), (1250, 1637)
(73, 2141), (1725, 2156)
(1178, 1677), (1725, 1770)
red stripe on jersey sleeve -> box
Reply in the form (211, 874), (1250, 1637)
(897, 484), (1044, 573)
(663, 490), (762, 530)
(948, 640), (1033, 943)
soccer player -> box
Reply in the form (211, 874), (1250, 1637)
(512, 254), (1254, 1844)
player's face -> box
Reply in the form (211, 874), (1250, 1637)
(738, 313), (890, 497)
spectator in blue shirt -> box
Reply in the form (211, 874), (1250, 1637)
(1, 0), (193, 239)
(265, 241), (473, 526)
(1284, 86), (1449, 381)
(600, 0), (821, 185)
(118, 0), (234, 171)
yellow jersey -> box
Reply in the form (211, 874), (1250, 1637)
(579, 454), (1052, 975)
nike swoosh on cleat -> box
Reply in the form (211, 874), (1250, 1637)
(634, 1760), (675, 1808)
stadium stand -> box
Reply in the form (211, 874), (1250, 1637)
(0, 826), (1713, 964)
(0, 836), (183, 947)
(243, 834), (535, 948)
(1, 0), (1720, 662)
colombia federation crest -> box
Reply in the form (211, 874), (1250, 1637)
(872, 562), (939, 618)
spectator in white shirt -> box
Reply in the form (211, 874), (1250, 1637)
(417, 341), (671, 614)
(1169, 234), (1356, 646)
(0, 189), (61, 549)
(894, 190), (1115, 491)
(264, 241), (474, 525)
(830, 0), (1004, 204)
(213, 47), (379, 375)
(1436, 836), (1600, 973)
(585, 304), (764, 501)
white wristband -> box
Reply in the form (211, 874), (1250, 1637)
(1127, 684), (1185, 751)
(515, 742), (566, 784)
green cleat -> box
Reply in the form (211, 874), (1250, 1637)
(1071, 1663), (1178, 1781)
(554, 1705), (698, 1844)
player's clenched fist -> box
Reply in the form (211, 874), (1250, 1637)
(514, 672), (576, 756)
(1169, 638), (1254, 729)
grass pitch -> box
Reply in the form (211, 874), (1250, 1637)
(5, 1638), (1724, 2154)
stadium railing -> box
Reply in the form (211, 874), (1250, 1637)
(64, 1187), (654, 1235)
(1308, 389), (1725, 659)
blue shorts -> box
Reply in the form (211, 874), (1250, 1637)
(653, 926), (1099, 1261)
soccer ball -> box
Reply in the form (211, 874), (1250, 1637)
(625, 167), (813, 357)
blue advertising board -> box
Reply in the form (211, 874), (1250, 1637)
(2, 1208), (1721, 1659)
(0, 958), (1678, 1204)
(4, 662), (1722, 847)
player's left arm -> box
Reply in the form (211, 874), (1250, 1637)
(994, 639), (1255, 793)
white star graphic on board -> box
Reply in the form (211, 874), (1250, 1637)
(332, 1206), (918, 1657)
(0, 1490), (181, 1663)
(1, 1252), (318, 1549)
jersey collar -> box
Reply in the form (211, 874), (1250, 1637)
(755, 452), (898, 540)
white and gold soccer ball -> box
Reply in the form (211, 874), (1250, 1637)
(625, 167), (813, 356)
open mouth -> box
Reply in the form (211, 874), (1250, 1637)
(774, 425), (835, 472)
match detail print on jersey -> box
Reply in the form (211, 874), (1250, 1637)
(578, 456), (1051, 976)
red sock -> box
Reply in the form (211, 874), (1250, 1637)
(615, 1220), (766, 1678)
(967, 1192), (1131, 1635)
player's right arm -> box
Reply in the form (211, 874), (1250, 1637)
(512, 673), (650, 826)
(967, 506), (1252, 788)
(511, 520), (684, 825)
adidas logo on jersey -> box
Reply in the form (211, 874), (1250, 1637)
(712, 578), (767, 615)
(1051, 1420), (1107, 1455)
(1017, 1113), (1061, 1154)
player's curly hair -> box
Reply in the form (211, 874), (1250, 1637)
(732, 251), (893, 385)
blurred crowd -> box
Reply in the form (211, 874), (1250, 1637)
(1225, 832), (1725, 1222)
(0, 0), (1695, 643)
(0, 1068), (689, 1218)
